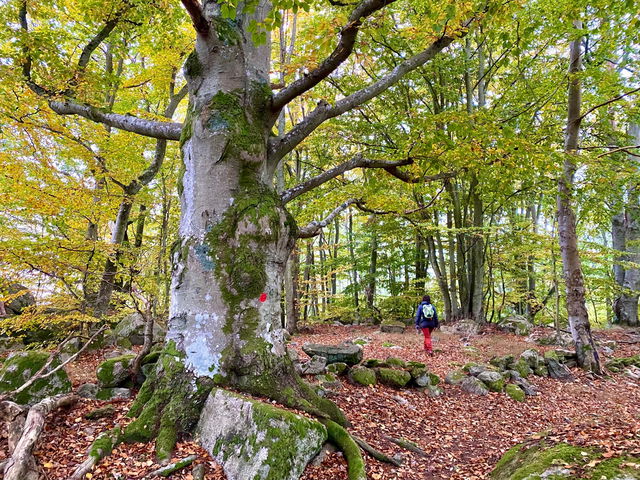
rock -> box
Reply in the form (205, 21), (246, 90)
(460, 376), (489, 395)
(315, 373), (341, 389)
(301, 355), (327, 375)
(449, 318), (481, 336)
(1, 282), (36, 315)
(512, 358), (532, 378)
(445, 370), (466, 385)
(363, 358), (383, 368)
(424, 385), (444, 397)
(414, 373), (431, 387)
(498, 315), (533, 336)
(302, 343), (363, 365)
(545, 358), (574, 382)
(380, 320), (406, 334)
(490, 355), (515, 371)
(286, 347), (300, 363)
(85, 405), (116, 420)
(385, 357), (407, 368)
(428, 373), (441, 386)
(519, 349), (544, 369)
(0, 351), (71, 405)
(310, 444), (336, 467)
(506, 371), (537, 396)
(491, 440), (640, 480)
(113, 313), (166, 346)
(196, 389), (327, 480)
(77, 383), (99, 399)
(96, 354), (135, 388)
(377, 368), (411, 388)
(534, 365), (549, 377)
(469, 364), (498, 377)
(326, 362), (348, 376)
(349, 366), (377, 386)
(96, 387), (131, 400)
(352, 337), (370, 346)
(477, 371), (505, 392)
(505, 384), (526, 402)
(392, 394), (409, 406)
(192, 464), (206, 480)
(606, 354), (640, 373)
(535, 332), (574, 347)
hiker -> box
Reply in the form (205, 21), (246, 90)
(415, 295), (439, 356)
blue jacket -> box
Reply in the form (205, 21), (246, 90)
(415, 301), (439, 329)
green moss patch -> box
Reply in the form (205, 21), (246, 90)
(377, 368), (411, 388)
(96, 354), (135, 388)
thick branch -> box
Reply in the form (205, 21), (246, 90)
(76, 13), (127, 72)
(48, 100), (183, 140)
(383, 167), (461, 184)
(180, 0), (210, 36)
(269, 25), (472, 164)
(298, 199), (358, 238)
(282, 156), (412, 203)
(272, 0), (396, 112)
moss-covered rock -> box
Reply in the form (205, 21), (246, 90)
(96, 354), (135, 388)
(491, 440), (640, 480)
(428, 372), (441, 386)
(477, 371), (505, 392)
(505, 384), (525, 402)
(445, 369), (466, 385)
(490, 355), (515, 371)
(349, 366), (377, 386)
(196, 389), (327, 480)
(534, 365), (549, 377)
(315, 373), (341, 389)
(0, 351), (71, 405)
(519, 349), (544, 370)
(380, 320), (406, 333)
(606, 354), (640, 373)
(385, 357), (407, 368)
(302, 343), (363, 365)
(512, 358), (532, 378)
(362, 358), (383, 368)
(460, 376), (489, 395)
(377, 367), (411, 388)
(96, 387), (132, 400)
(326, 362), (348, 376)
(407, 361), (426, 368)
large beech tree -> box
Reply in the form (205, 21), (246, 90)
(14, 0), (487, 459)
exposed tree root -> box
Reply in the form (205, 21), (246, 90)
(384, 435), (428, 457)
(353, 434), (402, 467)
(145, 454), (197, 478)
(70, 426), (123, 480)
(2, 394), (78, 480)
(322, 419), (367, 480)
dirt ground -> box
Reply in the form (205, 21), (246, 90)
(2, 324), (639, 479)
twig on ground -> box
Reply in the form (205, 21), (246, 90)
(384, 435), (428, 457)
(145, 455), (198, 478)
(353, 435), (402, 466)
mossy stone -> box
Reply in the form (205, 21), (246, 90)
(349, 366), (377, 386)
(0, 351), (71, 405)
(363, 359), (382, 368)
(377, 368), (411, 388)
(505, 384), (525, 402)
(534, 365), (549, 377)
(326, 362), (348, 376)
(477, 371), (505, 392)
(385, 357), (407, 368)
(428, 372), (441, 386)
(605, 354), (640, 373)
(410, 366), (428, 379)
(490, 355), (515, 371)
(445, 369), (466, 385)
(96, 354), (135, 388)
(513, 358), (532, 378)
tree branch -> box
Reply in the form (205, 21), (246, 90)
(48, 100), (183, 140)
(271, 0), (396, 113)
(76, 10), (129, 73)
(180, 0), (210, 36)
(578, 86), (640, 122)
(269, 22), (474, 165)
(298, 199), (359, 238)
(282, 155), (412, 203)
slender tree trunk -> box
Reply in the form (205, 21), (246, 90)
(469, 174), (484, 321)
(365, 230), (378, 310)
(284, 247), (300, 333)
(348, 212), (359, 309)
(557, 23), (601, 373)
(427, 235), (453, 321)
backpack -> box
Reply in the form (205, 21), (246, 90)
(422, 304), (435, 319)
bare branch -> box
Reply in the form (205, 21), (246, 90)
(48, 100), (183, 140)
(596, 144), (640, 158)
(180, 0), (210, 36)
(298, 198), (358, 238)
(272, 0), (397, 113)
(282, 156), (412, 203)
(269, 23), (474, 165)
(383, 166), (461, 184)
(578, 86), (640, 122)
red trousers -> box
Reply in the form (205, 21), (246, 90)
(422, 327), (433, 352)
(422, 327), (434, 352)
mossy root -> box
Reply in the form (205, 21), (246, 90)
(323, 419), (367, 480)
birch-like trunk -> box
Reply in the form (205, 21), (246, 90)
(557, 24), (601, 373)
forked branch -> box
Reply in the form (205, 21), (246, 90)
(298, 198), (359, 238)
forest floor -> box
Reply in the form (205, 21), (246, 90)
(1, 324), (639, 479)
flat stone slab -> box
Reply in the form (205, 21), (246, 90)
(196, 389), (327, 480)
(302, 343), (363, 365)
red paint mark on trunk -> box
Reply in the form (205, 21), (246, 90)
(259, 293), (267, 302)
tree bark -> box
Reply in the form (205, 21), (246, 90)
(557, 23), (601, 373)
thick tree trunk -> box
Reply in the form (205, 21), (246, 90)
(557, 24), (601, 373)
(125, 4), (345, 461)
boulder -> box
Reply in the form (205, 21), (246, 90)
(349, 366), (377, 386)
(460, 376), (489, 395)
(606, 354), (640, 373)
(301, 343), (363, 365)
(96, 387), (132, 400)
(497, 315), (533, 336)
(315, 373), (341, 389)
(377, 368), (411, 388)
(1, 282), (36, 315)
(77, 383), (99, 399)
(512, 358), (532, 378)
(506, 371), (537, 396)
(489, 355), (515, 371)
(505, 384), (526, 402)
(96, 354), (135, 388)
(447, 318), (481, 336)
(113, 313), (166, 346)
(519, 349), (544, 370)
(385, 357), (407, 368)
(0, 351), (71, 405)
(469, 364), (498, 377)
(445, 370), (466, 385)
(326, 362), (348, 376)
(196, 389), (327, 480)
(363, 358), (383, 368)
(477, 371), (505, 392)
(300, 355), (327, 375)
(544, 355), (574, 382)
(424, 385), (444, 397)
(380, 320), (406, 334)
